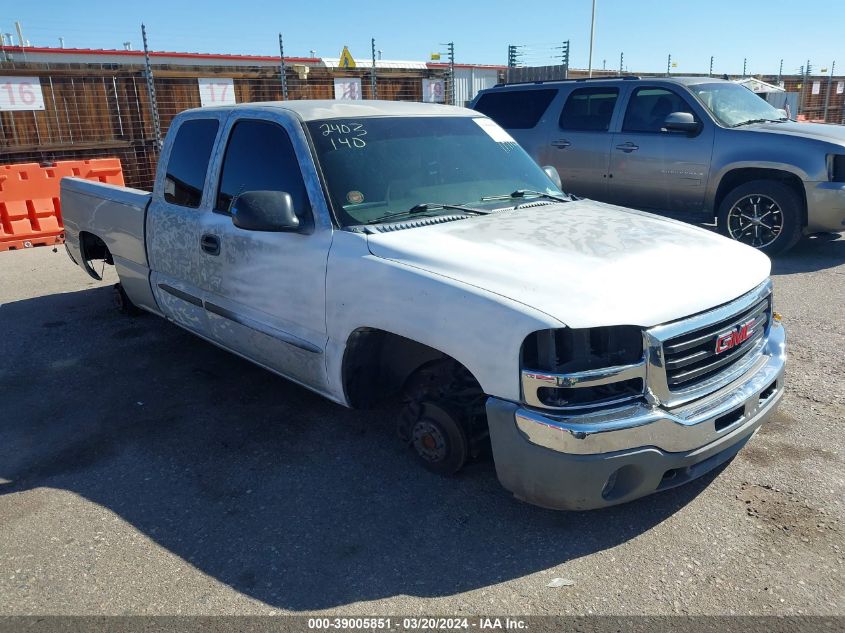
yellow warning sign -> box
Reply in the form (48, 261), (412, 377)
(338, 46), (356, 69)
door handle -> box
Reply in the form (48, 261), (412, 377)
(551, 139), (572, 148)
(615, 142), (639, 153)
(200, 234), (220, 256)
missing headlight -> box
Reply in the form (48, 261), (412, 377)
(521, 325), (644, 373)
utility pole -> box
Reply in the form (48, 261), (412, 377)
(742, 57), (747, 77)
(823, 61), (835, 123)
(370, 37), (378, 100)
(141, 23), (162, 151)
(709, 55), (714, 77)
(666, 54), (672, 77)
(619, 51), (624, 75)
(588, 0), (596, 77)
(278, 33), (288, 100)
(777, 59), (783, 85)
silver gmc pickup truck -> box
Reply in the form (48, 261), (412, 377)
(61, 100), (786, 510)
(473, 76), (845, 254)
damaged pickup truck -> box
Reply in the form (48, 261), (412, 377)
(61, 100), (786, 510)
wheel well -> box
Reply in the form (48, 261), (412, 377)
(714, 168), (807, 226)
(79, 231), (113, 280)
(341, 328), (481, 409)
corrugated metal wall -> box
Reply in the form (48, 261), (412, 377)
(454, 68), (502, 106)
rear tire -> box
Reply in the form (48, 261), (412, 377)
(717, 180), (803, 255)
(113, 283), (142, 316)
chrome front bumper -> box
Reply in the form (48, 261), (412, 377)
(514, 319), (785, 456)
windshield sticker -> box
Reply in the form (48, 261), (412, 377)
(346, 190), (364, 204)
(473, 117), (516, 144)
(318, 122), (367, 149)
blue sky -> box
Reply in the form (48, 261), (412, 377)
(4, 0), (843, 75)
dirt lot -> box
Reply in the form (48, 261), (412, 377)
(0, 235), (843, 616)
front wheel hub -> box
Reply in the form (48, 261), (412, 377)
(412, 419), (448, 463)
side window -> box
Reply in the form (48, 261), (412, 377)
(163, 119), (219, 208)
(559, 87), (619, 131)
(622, 88), (696, 133)
(216, 120), (310, 217)
(473, 89), (557, 129)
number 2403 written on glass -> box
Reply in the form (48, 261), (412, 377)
(319, 122), (367, 149)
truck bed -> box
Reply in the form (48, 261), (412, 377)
(61, 177), (158, 313)
(61, 178), (150, 268)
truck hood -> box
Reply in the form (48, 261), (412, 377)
(744, 120), (845, 146)
(365, 201), (771, 329)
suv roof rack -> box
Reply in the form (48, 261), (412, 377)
(493, 75), (641, 88)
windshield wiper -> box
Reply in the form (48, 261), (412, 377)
(731, 117), (788, 128)
(480, 189), (572, 204)
(363, 202), (490, 225)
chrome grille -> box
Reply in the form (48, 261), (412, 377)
(662, 295), (771, 390)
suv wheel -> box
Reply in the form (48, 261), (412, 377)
(717, 180), (803, 255)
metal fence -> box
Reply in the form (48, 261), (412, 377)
(0, 54), (455, 190)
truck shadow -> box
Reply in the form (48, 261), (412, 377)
(0, 286), (720, 610)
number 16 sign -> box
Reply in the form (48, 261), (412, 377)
(198, 78), (236, 107)
(0, 77), (46, 111)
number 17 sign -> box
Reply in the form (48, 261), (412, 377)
(198, 78), (236, 107)
(0, 77), (46, 111)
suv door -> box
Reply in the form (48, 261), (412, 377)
(541, 86), (619, 199)
(195, 113), (332, 391)
(607, 85), (714, 212)
(148, 114), (224, 337)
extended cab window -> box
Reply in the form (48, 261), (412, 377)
(623, 87), (696, 133)
(473, 89), (557, 129)
(559, 87), (618, 131)
(216, 120), (310, 217)
(163, 119), (219, 207)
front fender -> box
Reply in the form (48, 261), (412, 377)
(324, 231), (562, 404)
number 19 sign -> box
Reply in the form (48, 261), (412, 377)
(198, 78), (236, 107)
(0, 77), (46, 111)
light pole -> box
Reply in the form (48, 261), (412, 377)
(588, 0), (596, 78)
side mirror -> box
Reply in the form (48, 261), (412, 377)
(542, 165), (562, 190)
(231, 191), (300, 232)
(663, 112), (700, 134)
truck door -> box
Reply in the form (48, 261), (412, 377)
(607, 86), (714, 213)
(195, 113), (332, 391)
(541, 86), (619, 199)
(147, 114), (224, 337)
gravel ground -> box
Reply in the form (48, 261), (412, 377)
(0, 235), (843, 616)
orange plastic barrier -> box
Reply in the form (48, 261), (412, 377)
(0, 159), (124, 252)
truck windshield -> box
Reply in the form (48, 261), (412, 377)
(306, 116), (563, 226)
(688, 82), (788, 127)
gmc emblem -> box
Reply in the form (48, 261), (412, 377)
(715, 319), (756, 354)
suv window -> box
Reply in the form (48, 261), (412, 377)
(163, 119), (219, 207)
(473, 89), (557, 129)
(622, 87), (696, 133)
(559, 87), (619, 131)
(216, 120), (310, 217)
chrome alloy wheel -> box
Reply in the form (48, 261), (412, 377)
(727, 194), (783, 248)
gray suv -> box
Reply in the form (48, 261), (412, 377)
(471, 76), (845, 254)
